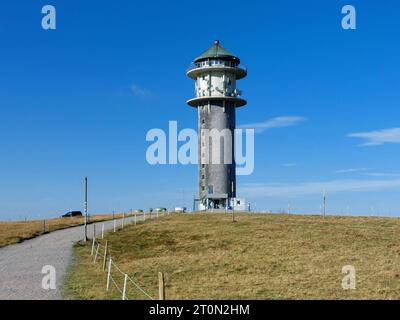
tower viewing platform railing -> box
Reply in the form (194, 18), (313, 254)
(186, 60), (247, 79)
(187, 95), (247, 108)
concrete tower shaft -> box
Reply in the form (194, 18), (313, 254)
(186, 40), (247, 210)
(198, 101), (236, 202)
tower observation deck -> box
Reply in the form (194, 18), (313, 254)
(186, 40), (247, 210)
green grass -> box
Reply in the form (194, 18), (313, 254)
(64, 213), (400, 300)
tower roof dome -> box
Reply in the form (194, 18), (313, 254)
(194, 40), (240, 63)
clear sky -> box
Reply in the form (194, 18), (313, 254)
(0, 0), (399, 220)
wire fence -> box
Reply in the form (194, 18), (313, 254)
(88, 210), (172, 300)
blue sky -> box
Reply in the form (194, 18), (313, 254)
(0, 0), (399, 219)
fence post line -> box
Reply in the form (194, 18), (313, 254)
(122, 274), (128, 300)
(113, 219), (116, 232)
(93, 243), (100, 263)
(102, 240), (108, 271)
(101, 223), (105, 239)
(91, 238), (95, 256)
(158, 272), (165, 300)
(106, 258), (112, 291)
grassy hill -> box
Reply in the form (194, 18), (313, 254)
(64, 213), (400, 300)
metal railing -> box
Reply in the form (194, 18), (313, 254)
(187, 62), (247, 73)
(194, 89), (244, 99)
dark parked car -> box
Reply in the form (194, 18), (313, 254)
(61, 211), (83, 218)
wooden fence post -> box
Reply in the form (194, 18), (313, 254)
(102, 240), (108, 271)
(91, 238), (95, 256)
(93, 243), (100, 263)
(113, 219), (116, 232)
(122, 274), (128, 300)
(158, 272), (165, 300)
(106, 258), (112, 291)
(101, 223), (105, 239)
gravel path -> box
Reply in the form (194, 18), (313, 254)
(0, 216), (138, 300)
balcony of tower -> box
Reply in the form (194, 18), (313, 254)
(186, 59), (247, 80)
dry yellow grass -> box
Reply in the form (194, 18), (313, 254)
(64, 213), (400, 300)
(0, 213), (126, 248)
